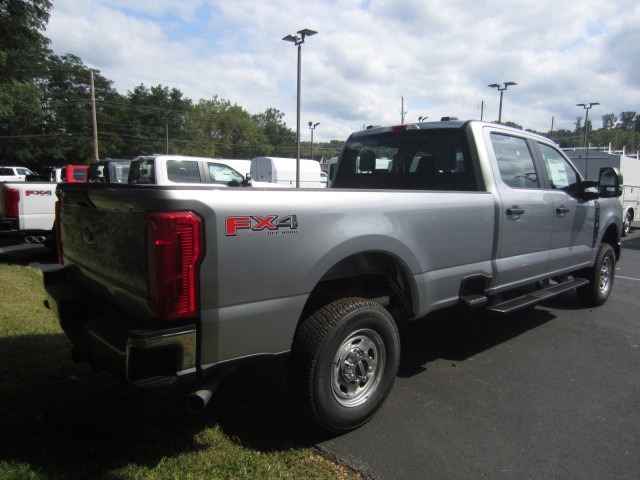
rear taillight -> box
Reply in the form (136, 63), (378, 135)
(145, 211), (203, 321)
(54, 200), (63, 265)
(3, 189), (20, 217)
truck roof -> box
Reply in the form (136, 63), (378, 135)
(348, 119), (553, 145)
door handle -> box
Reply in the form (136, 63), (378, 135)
(507, 207), (525, 215)
(556, 206), (570, 214)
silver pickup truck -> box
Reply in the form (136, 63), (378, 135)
(43, 120), (623, 433)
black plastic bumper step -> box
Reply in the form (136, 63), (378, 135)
(487, 278), (589, 314)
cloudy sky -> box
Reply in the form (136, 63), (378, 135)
(45, 0), (640, 143)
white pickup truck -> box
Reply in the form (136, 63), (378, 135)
(44, 120), (623, 433)
(128, 155), (287, 187)
(1, 165), (85, 246)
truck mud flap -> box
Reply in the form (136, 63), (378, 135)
(486, 278), (589, 314)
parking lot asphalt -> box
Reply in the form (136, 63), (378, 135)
(318, 228), (640, 479)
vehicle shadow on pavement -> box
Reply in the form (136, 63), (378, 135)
(396, 305), (556, 378)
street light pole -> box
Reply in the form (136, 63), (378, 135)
(309, 121), (320, 160)
(488, 82), (517, 124)
(283, 28), (317, 187)
(576, 102), (600, 149)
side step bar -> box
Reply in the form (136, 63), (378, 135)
(460, 278), (589, 314)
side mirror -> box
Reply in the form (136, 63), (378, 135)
(598, 167), (623, 198)
(241, 173), (253, 187)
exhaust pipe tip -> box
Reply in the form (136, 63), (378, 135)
(186, 368), (237, 413)
(25, 236), (35, 243)
(36, 235), (46, 243)
(186, 389), (213, 413)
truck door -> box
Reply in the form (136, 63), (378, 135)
(488, 132), (553, 288)
(536, 142), (596, 272)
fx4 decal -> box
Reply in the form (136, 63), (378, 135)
(226, 215), (298, 236)
(26, 190), (53, 196)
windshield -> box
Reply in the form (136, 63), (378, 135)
(333, 129), (477, 191)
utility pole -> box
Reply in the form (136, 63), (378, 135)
(401, 97), (407, 124)
(90, 70), (99, 162)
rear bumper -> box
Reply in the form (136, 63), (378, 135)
(43, 267), (198, 390)
(0, 217), (19, 234)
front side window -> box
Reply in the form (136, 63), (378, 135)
(207, 162), (244, 185)
(538, 143), (579, 191)
(491, 133), (539, 189)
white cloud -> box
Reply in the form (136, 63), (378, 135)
(46, 0), (640, 143)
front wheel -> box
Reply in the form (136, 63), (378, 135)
(288, 297), (400, 433)
(577, 243), (616, 307)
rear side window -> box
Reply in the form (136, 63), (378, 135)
(491, 133), (539, 189)
(167, 160), (201, 183)
(0, 168), (12, 175)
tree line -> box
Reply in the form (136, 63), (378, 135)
(1, 1), (638, 172)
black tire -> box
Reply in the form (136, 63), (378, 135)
(622, 211), (631, 237)
(288, 297), (400, 433)
(577, 243), (616, 307)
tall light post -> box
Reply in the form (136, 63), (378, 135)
(283, 28), (317, 187)
(309, 121), (320, 160)
(488, 82), (517, 124)
(576, 102), (600, 149)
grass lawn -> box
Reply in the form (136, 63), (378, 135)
(0, 262), (361, 480)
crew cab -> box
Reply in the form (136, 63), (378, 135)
(128, 155), (287, 187)
(44, 120), (622, 433)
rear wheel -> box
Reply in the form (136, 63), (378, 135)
(288, 297), (400, 433)
(577, 243), (615, 307)
(622, 211), (632, 237)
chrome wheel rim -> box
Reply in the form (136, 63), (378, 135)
(331, 329), (386, 407)
(598, 255), (613, 296)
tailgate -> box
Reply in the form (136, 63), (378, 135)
(58, 185), (150, 321)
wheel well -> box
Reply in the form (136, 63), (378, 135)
(602, 223), (621, 260)
(626, 208), (634, 221)
(301, 252), (415, 323)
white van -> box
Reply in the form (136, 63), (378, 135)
(250, 157), (323, 188)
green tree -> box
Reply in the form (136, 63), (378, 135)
(183, 96), (266, 158)
(0, 0), (52, 166)
(617, 111), (636, 131)
(124, 84), (192, 155)
(601, 113), (616, 130)
(252, 107), (296, 157)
